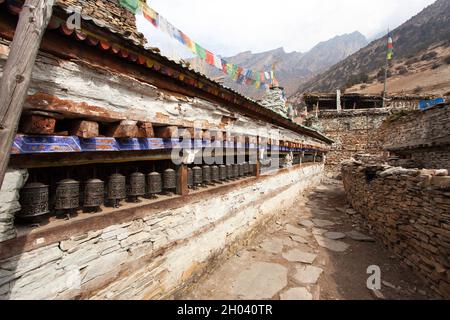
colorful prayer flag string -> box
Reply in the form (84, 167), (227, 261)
(121, 0), (277, 89)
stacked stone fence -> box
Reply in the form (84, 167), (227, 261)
(342, 160), (450, 298)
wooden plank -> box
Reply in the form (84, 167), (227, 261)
(9, 150), (174, 168)
(0, 0), (55, 186)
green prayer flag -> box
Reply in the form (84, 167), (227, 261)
(195, 43), (206, 60)
(120, 0), (140, 13)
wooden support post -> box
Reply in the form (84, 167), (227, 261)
(176, 164), (189, 196)
(0, 0), (55, 186)
(255, 136), (262, 177)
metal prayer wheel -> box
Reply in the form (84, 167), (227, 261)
(238, 164), (245, 177)
(202, 165), (211, 184)
(232, 164), (239, 179)
(163, 169), (176, 191)
(193, 166), (202, 186)
(243, 162), (250, 176)
(128, 172), (146, 202)
(147, 172), (162, 196)
(187, 168), (193, 188)
(211, 166), (220, 183)
(55, 179), (80, 211)
(251, 163), (257, 176)
(226, 164), (233, 180)
(108, 173), (126, 207)
(219, 165), (227, 181)
(18, 182), (49, 219)
(83, 179), (104, 210)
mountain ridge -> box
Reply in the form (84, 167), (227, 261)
(189, 31), (368, 99)
(290, 0), (450, 100)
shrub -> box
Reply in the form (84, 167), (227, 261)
(445, 56), (450, 64)
(406, 57), (419, 65)
(413, 86), (423, 94)
(421, 51), (438, 61)
(431, 63), (441, 69)
(398, 66), (408, 75)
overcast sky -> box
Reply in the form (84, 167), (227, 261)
(136, 0), (436, 59)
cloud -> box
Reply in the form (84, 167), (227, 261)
(137, 0), (436, 58)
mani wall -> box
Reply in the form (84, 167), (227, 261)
(0, 164), (324, 300)
(342, 160), (450, 298)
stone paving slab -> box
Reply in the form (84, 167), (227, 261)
(324, 232), (346, 240)
(260, 238), (284, 254)
(312, 219), (335, 228)
(285, 224), (310, 237)
(314, 234), (350, 252)
(346, 230), (375, 242)
(282, 249), (317, 263)
(294, 265), (324, 285)
(279, 287), (312, 300)
(232, 262), (288, 299)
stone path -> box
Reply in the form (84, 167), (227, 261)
(181, 179), (436, 300)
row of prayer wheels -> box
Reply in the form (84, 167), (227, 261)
(18, 164), (256, 222)
(18, 169), (178, 220)
(188, 163), (254, 188)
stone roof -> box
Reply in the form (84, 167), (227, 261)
(57, 0), (146, 45)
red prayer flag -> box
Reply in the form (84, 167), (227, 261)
(205, 50), (215, 65)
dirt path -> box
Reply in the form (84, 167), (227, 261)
(181, 179), (438, 300)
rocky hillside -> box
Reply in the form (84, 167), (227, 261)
(190, 32), (367, 99)
(291, 0), (450, 99)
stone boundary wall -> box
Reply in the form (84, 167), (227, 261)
(381, 104), (450, 151)
(316, 110), (389, 176)
(342, 160), (450, 298)
(0, 164), (324, 300)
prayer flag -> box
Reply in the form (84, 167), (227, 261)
(387, 34), (394, 60)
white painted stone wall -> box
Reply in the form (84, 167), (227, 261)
(0, 169), (28, 243)
(0, 164), (323, 300)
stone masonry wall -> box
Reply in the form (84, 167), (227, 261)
(0, 169), (28, 243)
(380, 104), (450, 151)
(342, 160), (450, 298)
(380, 104), (450, 171)
(0, 164), (323, 300)
(315, 110), (389, 176)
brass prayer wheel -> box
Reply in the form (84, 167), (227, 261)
(226, 164), (233, 180)
(55, 179), (80, 211)
(219, 165), (227, 181)
(163, 169), (176, 191)
(128, 172), (146, 201)
(211, 166), (220, 183)
(147, 172), (162, 196)
(83, 179), (104, 209)
(187, 168), (193, 188)
(232, 164), (239, 179)
(238, 163), (245, 177)
(202, 165), (211, 184)
(243, 162), (250, 175)
(18, 182), (49, 219)
(193, 166), (202, 186)
(108, 173), (126, 207)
